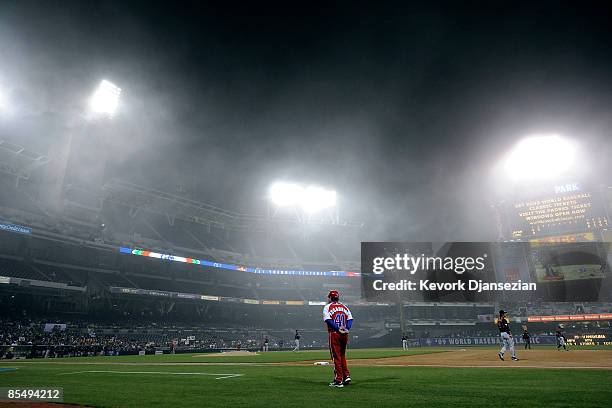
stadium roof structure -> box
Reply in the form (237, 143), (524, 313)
(103, 178), (239, 229)
(103, 178), (364, 232)
(0, 139), (50, 184)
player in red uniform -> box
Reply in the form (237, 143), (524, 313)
(323, 290), (353, 388)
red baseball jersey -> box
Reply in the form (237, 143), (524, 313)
(323, 302), (353, 332)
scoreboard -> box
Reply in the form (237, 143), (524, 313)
(503, 183), (609, 239)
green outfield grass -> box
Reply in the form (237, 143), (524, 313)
(2, 347), (443, 364)
(1, 348), (611, 408)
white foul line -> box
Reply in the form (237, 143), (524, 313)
(58, 370), (243, 380)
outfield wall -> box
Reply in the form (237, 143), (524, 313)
(419, 335), (557, 346)
(418, 334), (612, 346)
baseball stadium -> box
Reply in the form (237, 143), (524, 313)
(1, 2), (612, 408)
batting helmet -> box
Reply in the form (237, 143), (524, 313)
(328, 290), (340, 300)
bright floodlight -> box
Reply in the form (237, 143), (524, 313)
(504, 134), (576, 181)
(269, 182), (337, 213)
(300, 186), (337, 213)
(270, 182), (304, 207)
(89, 80), (122, 116)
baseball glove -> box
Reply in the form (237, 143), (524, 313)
(338, 327), (349, 334)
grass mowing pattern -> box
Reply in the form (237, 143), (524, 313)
(1, 363), (611, 408)
(0, 348), (446, 364)
(1, 348), (611, 408)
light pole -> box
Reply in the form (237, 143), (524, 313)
(56, 80), (122, 212)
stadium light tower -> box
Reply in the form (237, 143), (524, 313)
(503, 134), (576, 182)
(300, 185), (337, 213)
(55, 79), (122, 211)
(270, 182), (305, 207)
(89, 79), (122, 117)
(269, 181), (337, 219)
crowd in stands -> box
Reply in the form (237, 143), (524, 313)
(0, 318), (339, 359)
(412, 317), (612, 340)
(2, 315), (611, 360)
(503, 302), (612, 318)
(0, 319), (147, 358)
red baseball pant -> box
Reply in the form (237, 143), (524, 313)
(329, 331), (349, 383)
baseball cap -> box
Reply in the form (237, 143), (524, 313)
(328, 290), (340, 300)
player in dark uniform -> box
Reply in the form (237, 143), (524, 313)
(556, 326), (568, 351)
(497, 310), (518, 361)
(522, 329), (531, 350)
(292, 330), (301, 352)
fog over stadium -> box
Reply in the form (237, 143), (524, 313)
(2, 2), (612, 406)
(1, 1), (611, 243)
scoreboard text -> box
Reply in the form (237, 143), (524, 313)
(505, 185), (609, 238)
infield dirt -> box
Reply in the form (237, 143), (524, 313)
(284, 349), (612, 369)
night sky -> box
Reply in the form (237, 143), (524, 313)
(1, 1), (611, 241)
